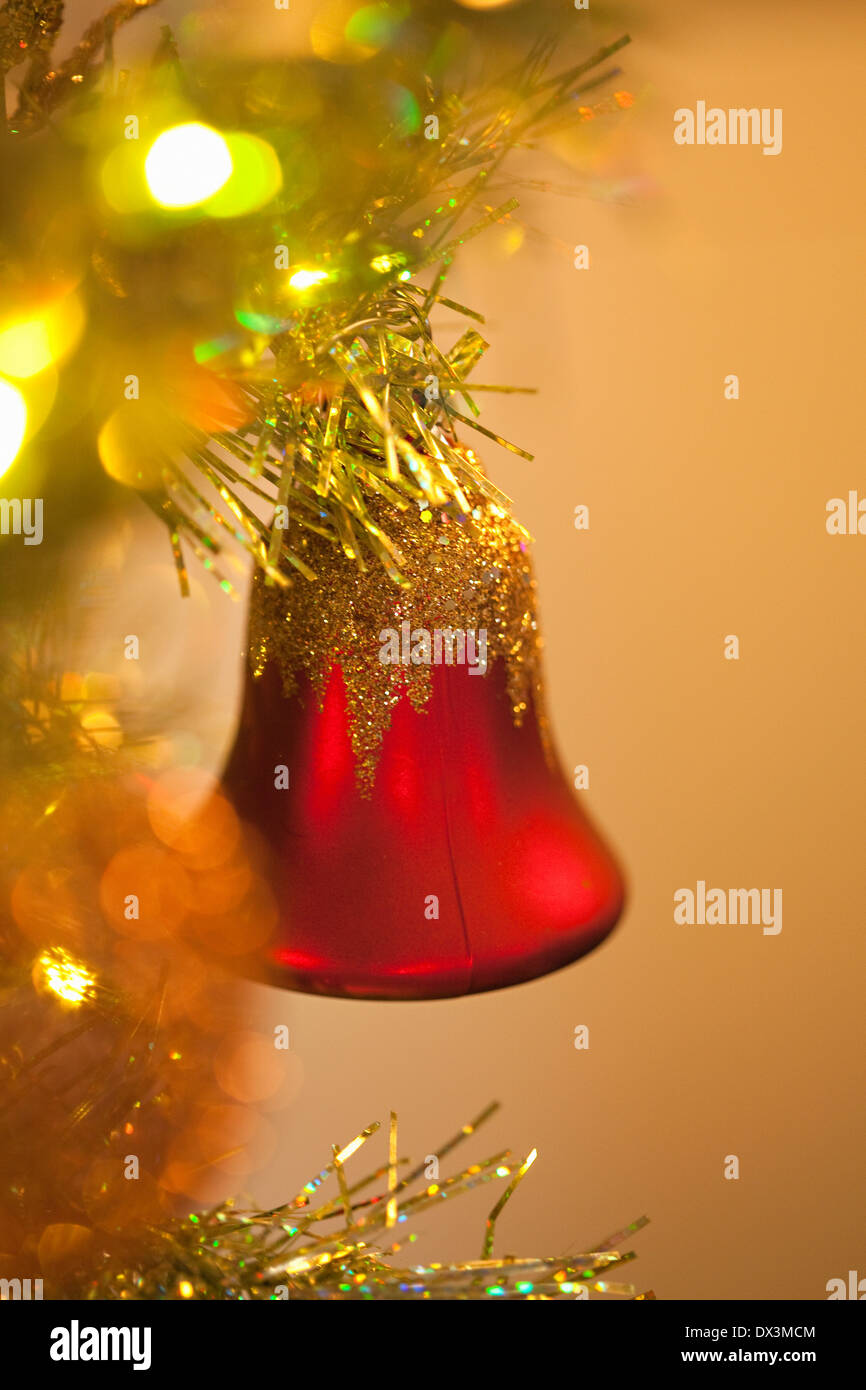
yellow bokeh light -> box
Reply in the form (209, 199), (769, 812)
(310, 0), (376, 64)
(100, 140), (150, 215)
(205, 133), (283, 219)
(144, 123), (233, 208)
(0, 320), (52, 378)
(98, 406), (170, 491)
(0, 293), (85, 380)
(0, 376), (28, 479)
(288, 268), (330, 291)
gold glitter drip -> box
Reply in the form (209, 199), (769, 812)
(247, 495), (552, 793)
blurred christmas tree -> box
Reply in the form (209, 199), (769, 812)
(0, 0), (646, 1298)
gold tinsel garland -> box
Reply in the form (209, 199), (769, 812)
(4, 933), (651, 1300)
(71, 1098), (651, 1301)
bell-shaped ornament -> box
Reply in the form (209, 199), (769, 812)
(223, 498), (624, 998)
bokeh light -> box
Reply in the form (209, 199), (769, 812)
(190, 876), (277, 959)
(146, 768), (240, 867)
(97, 405), (170, 490)
(311, 0), (376, 63)
(454, 0), (519, 9)
(205, 133), (283, 218)
(170, 360), (253, 434)
(383, 82), (421, 137)
(100, 140), (151, 215)
(177, 854), (251, 916)
(99, 843), (191, 938)
(213, 1031), (287, 1104)
(144, 123), (233, 208)
(288, 268), (330, 291)
(0, 376), (28, 478)
(0, 292), (85, 380)
(345, 3), (407, 53)
(311, 1), (410, 63)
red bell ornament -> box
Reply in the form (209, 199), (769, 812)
(223, 497), (624, 998)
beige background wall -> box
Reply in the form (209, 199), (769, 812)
(55, 0), (865, 1298)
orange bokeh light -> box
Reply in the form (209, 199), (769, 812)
(213, 1031), (287, 1104)
(99, 843), (191, 937)
(189, 876), (277, 957)
(147, 767), (240, 868)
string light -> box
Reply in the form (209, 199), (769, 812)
(33, 948), (97, 1007)
(145, 123), (233, 208)
(0, 376), (27, 478)
(288, 268), (330, 291)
